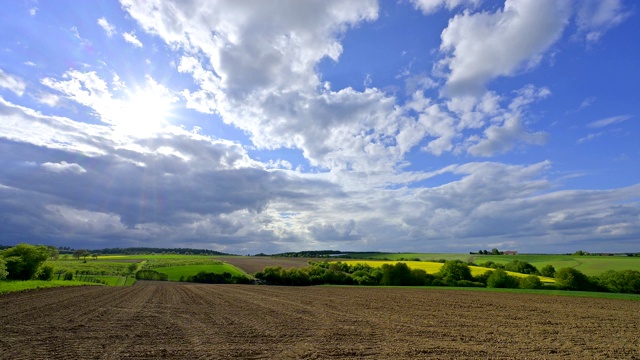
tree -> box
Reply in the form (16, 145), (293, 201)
(491, 248), (501, 255)
(504, 260), (540, 275)
(437, 260), (473, 284)
(596, 270), (640, 294)
(486, 269), (519, 288)
(92, 253), (99, 261)
(380, 263), (413, 286)
(540, 265), (556, 278)
(48, 246), (59, 260)
(73, 249), (86, 260)
(1, 244), (50, 280)
(555, 267), (593, 291)
(0, 257), (8, 280)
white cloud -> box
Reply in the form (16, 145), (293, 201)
(587, 114), (632, 128)
(122, 31), (143, 47)
(0, 69), (26, 96)
(411, 0), (479, 15)
(97, 17), (117, 37)
(438, 0), (571, 96)
(467, 114), (547, 156)
(466, 85), (549, 156)
(577, 132), (603, 144)
(575, 0), (631, 42)
(41, 161), (87, 174)
(123, 0), (406, 171)
(34, 92), (60, 107)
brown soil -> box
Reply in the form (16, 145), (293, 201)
(214, 256), (318, 274)
(1, 282), (639, 359)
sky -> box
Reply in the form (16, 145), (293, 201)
(0, 0), (638, 254)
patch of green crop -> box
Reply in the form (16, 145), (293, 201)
(347, 253), (467, 261)
(0, 280), (102, 294)
(155, 264), (247, 281)
(44, 260), (133, 276)
(473, 254), (640, 276)
(100, 254), (239, 260)
(142, 257), (225, 269)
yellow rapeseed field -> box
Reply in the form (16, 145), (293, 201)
(339, 260), (555, 283)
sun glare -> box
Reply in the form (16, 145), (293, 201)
(110, 77), (177, 136)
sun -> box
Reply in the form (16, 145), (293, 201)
(111, 78), (177, 136)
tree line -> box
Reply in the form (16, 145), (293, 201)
(254, 260), (640, 294)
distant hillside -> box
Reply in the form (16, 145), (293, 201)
(266, 250), (385, 258)
(92, 247), (232, 256)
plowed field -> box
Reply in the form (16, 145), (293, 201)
(1, 282), (639, 359)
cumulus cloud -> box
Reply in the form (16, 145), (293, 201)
(438, 0), (571, 96)
(41, 161), (87, 174)
(122, 31), (143, 47)
(122, 0), (410, 171)
(97, 17), (117, 37)
(575, 0), (631, 42)
(1, 92), (638, 252)
(0, 69), (26, 96)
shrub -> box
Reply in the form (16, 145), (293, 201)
(486, 269), (519, 288)
(1, 244), (50, 280)
(36, 265), (55, 281)
(135, 270), (168, 281)
(504, 260), (540, 275)
(519, 275), (543, 289)
(0, 258), (8, 280)
(596, 270), (640, 294)
(63, 271), (74, 280)
(473, 270), (494, 285)
(455, 280), (485, 287)
(555, 267), (594, 291)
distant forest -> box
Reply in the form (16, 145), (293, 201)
(54, 246), (231, 256)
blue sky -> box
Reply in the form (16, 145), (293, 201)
(0, 0), (638, 254)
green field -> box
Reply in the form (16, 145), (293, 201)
(344, 253), (640, 276)
(99, 254), (239, 261)
(347, 253), (467, 261)
(0, 280), (103, 294)
(44, 259), (135, 276)
(155, 264), (248, 281)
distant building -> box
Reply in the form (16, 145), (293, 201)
(504, 251), (518, 255)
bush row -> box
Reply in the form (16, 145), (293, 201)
(255, 260), (640, 294)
